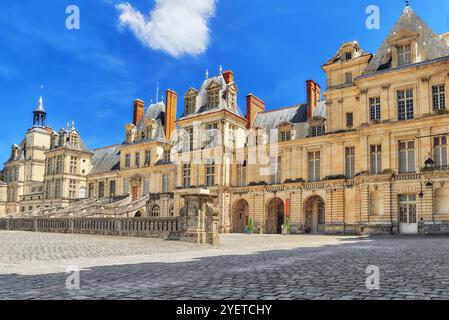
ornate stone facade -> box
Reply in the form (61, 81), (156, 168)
(3, 6), (449, 235)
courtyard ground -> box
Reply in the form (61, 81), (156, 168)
(0, 231), (448, 300)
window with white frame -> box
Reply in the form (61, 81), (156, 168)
(143, 178), (150, 195)
(69, 180), (77, 199)
(399, 141), (416, 173)
(311, 125), (325, 137)
(70, 157), (78, 174)
(432, 85), (446, 111)
(397, 44), (412, 66)
(237, 161), (247, 187)
(308, 152), (321, 182)
(280, 130), (292, 142)
(345, 147), (355, 179)
(183, 127), (194, 152)
(207, 88), (220, 110)
(370, 97), (381, 121)
(434, 136), (448, 168)
(205, 123), (219, 147)
(205, 160), (215, 187)
(162, 174), (169, 193)
(397, 89), (414, 121)
(163, 149), (171, 163)
(370, 145), (382, 175)
(270, 157), (282, 185)
(183, 163), (191, 188)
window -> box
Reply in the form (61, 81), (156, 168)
(56, 156), (63, 174)
(169, 205), (174, 217)
(434, 136), (448, 168)
(205, 160), (215, 187)
(237, 161), (247, 187)
(151, 205), (160, 217)
(109, 180), (116, 197)
(183, 128), (194, 152)
(346, 113), (354, 128)
(125, 154), (131, 168)
(163, 149), (171, 163)
(144, 150), (151, 166)
(98, 182), (105, 198)
(135, 152), (140, 167)
(397, 44), (412, 66)
(205, 123), (219, 147)
(311, 125), (325, 137)
(397, 89), (414, 120)
(183, 163), (191, 188)
(345, 147), (355, 179)
(399, 141), (415, 173)
(370, 145), (382, 175)
(185, 96), (196, 115)
(270, 157), (281, 185)
(55, 179), (62, 199)
(433, 85), (446, 111)
(88, 183), (94, 198)
(162, 175), (169, 193)
(345, 52), (352, 61)
(280, 131), (292, 142)
(124, 180), (129, 195)
(345, 72), (353, 84)
(308, 152), (321, 182)
(370, 97), (381, 121)
(69, 180), (77, 199)
(207, 89), (220, 110)
(143, 178), (150, 195)
(399, 195), (417, 224)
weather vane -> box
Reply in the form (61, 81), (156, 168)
(406, 0), (410, 7)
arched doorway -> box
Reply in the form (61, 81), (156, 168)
(134, 211), (142, 218)
(304, 196), (325, 234)
(266, 198), (284, 234)
(232, 200), (249, 233)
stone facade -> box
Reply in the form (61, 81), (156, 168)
(4, 6), (449, 235)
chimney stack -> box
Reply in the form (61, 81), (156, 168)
(165, 89), (178, 141)
(306, 80), (321, 120)
(246, 94), (265, 129)
(222, 70), (234, 84)
(133, 99), (145, 125)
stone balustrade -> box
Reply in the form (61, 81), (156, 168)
(0, 217), (187, 240)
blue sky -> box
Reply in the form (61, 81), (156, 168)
(0, 0), (448, 163)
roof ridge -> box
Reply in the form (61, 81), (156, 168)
(260, 104), (305, 115)
(92, 144), (121, 151)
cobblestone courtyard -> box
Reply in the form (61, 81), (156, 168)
(1, 231), (449, 300)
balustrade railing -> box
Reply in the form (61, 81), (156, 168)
(0, 216), (186, 239)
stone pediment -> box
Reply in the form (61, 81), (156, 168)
(389, 29), (419, 45)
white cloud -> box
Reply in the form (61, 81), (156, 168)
(116, 0), (217, 57)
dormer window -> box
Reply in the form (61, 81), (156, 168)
(344, 52), (352, 61)
(206, 83), (220, 110)
(185, 96), (196, 115)
(397, 44), (412, 66)
(280, 130), (292, 142)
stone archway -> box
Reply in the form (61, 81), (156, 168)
(304, 196), (325, 234)
(232, 199), (249, 233)
(134, 211), (142, 218)
(266, 198), (285, 234)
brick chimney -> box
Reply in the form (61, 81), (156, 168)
(306, 80), (321, 120)
(222, 70), (234, 84)
(165, 89), (178, 141)
(246, 94), (265, 129)
(133, 99), (145, 125)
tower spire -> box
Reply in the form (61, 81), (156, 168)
(405, 0), (410, 7)
(33, 96), (47, 127)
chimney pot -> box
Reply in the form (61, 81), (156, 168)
(222, 70), (234, 85)
(133, 99), (145, 125)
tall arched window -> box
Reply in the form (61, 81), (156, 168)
(151, 205), (160, 217)
(169, 205), (174, 217)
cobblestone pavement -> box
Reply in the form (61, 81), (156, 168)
(1, 231), (449, 300)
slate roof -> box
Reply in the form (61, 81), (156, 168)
(88, 145), (121, 175)
(364, 6), (449, 74)
(54, 128), (91, 153)
(134, 101), (167, 141)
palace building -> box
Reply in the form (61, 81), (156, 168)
(2, 5), (449, 235)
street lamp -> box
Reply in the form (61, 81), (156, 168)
(424, 156), (435, 171)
